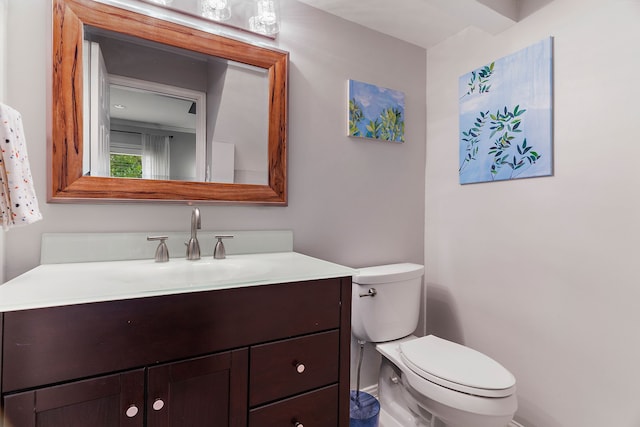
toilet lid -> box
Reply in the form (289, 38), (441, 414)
(399, 335), (516, 398)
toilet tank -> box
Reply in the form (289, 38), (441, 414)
(351, 263), (424, 343)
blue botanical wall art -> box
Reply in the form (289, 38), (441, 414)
(459, 37), (553, 184)
(348, 79), (405, 143)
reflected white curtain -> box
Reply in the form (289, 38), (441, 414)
(94, 124), (111, 177)
(142, 134), (170, 180)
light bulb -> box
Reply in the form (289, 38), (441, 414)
(249, 0), (280, 35)
(257, 0), (277, 25)
(201, 0), (231, 21)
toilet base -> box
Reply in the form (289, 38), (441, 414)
(378, 357), (446, 427)
(377, 345), (516, 427)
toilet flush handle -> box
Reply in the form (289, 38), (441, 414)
(359, 288), (377, 298)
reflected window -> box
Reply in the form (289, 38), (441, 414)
(110, 153), (142, 178)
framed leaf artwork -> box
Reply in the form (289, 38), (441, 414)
(459, 37), (553, 184)
(348, 79), (405, 143)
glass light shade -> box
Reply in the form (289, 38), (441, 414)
(249, 0), (280, 35)
(200, 0), (232, 21)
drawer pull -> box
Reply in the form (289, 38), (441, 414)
(295, 362), (306, 374)
(125, 405), (139, 418)
(152, 398), (165, 411)
(293, 421), (304, 427)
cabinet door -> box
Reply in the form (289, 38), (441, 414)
(3, 369), (144, 427)
(147, 349), (248, 427)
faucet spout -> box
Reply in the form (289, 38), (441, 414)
(191, 207), (201, 236)
(186, 207), (201, 260)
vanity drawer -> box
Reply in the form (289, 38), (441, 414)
(249, 330), (340, 406)
(249, 384), (338, 427)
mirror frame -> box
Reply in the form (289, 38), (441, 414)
(51, 0), (288, 204)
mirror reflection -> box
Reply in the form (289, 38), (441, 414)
(83, 24), (269, 185)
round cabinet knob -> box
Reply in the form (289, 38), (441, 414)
(295, 362), (306, 374)
(293, 422), (304, 427)
(125, 405), (139, 418)
(152, 398), (165, 411)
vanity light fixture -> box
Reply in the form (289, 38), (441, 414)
(137, 0), (281, 36)
(200, 0), (232, 22)
(249, 0), (280, 35)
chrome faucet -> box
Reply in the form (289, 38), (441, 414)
(186, 207), (201, 260)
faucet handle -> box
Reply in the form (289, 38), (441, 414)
(213, 235), (234, 259)
(147, 236), (170, 263)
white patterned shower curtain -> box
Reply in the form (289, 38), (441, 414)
(142, 134), (170, 180)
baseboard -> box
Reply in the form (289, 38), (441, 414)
(357, 384), (378, 397)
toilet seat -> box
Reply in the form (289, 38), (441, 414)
(399, 335), (516, 398)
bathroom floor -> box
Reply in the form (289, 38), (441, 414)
(378, 409), (403, 427)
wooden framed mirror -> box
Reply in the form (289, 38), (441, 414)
(51, 0), (288, 204)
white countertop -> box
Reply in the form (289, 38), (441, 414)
(0, 252), (356, 312)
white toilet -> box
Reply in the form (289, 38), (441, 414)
(352, 263), (517, 427)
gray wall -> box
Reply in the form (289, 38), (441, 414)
(168, 131), (197, 181)
(426, 0), (640, 425)
(4, 0), (426, 287)
(213, 64), (268, 184)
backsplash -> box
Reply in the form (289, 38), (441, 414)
(40, 230), (293, 264)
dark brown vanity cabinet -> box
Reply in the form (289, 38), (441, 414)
(0, 278), (352, 427)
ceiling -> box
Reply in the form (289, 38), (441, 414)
(295, 0), (554, 49)
(110, 86), (196, 132)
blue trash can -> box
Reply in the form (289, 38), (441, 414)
(350, 390), (380, 427)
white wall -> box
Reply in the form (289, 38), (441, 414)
(0, 0), (6, 283)
(4, 2), (425, 282)
(425, 0), (640, 425)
